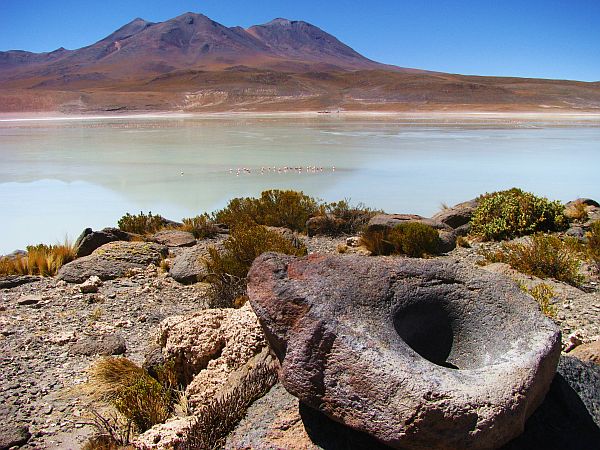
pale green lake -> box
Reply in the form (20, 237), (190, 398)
(1, 114), (599, 254)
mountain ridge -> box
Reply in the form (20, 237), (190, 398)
(1, 12), (599, 113)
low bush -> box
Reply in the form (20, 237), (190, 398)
(518, 282), (558, 320)
(205, 225), (307, 308)
(181, 213), (220, 239)
(84, 357), (172, 433)
(482, 233), (583, 286)
(118, 211), (165, 235)
(564, 201), (589, 222)
(213, 189), (320, 232)
(470, 188), (567, 241)
(588, 221), (600, 270)
(323, 199), (380, 234)
(360, 222), (440, 257)
(0, 242), (76, 276)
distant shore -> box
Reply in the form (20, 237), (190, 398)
(2, 110), (600, 123)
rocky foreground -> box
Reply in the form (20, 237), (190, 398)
(1, 203), (599, 449)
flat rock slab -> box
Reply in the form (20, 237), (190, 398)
(0, 275), (42, 289)
(151, 230), (196, 247)
(367, 213), (451, 233)
(58, 241), (168, 283)
(248, 253), (561, 450)
(570, 340), (600, 366)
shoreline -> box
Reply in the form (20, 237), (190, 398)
(2, 109), (600, 123)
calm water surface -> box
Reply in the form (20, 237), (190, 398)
(1, 115), (599, 254)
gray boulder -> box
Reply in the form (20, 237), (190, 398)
(248, 253), (561, 450)
(58, 241), (168, 283)
(74, 227), (135, 257)
(169, 243), (216, 284)
(431, 199), (479, 229)
(150, 229), (196, 247)
(565, 198), (600, 208)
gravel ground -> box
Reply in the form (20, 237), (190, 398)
(0, 233), (598, 448)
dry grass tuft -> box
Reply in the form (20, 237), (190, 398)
(84, 357), (171, 433)
(0, 242), (76, 276)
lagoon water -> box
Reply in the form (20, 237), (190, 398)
(1, 114), (599, 254)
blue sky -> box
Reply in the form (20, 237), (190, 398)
(0, 0), (598, 81)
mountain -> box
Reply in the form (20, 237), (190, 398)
(1, 12), (599, 113)
(0, 13), (386, 83)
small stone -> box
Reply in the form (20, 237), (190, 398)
(79, 276), (103, 294)
(17, 295), (42, 306)
(564, 331), (584, 353)
(346, 236), (361, 247)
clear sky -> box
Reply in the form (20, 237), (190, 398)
(0, 0), (598, 81)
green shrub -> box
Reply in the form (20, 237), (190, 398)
(483, 233), (583, 285)
(588, 221), (600, 269)
(85, 357), (172, 433)
(360, 222), (440, 257)
(470, 188), (567, 241)
(517, 281), (558, 320)
(181, 213), (220, 239)
(213, 190), (320, 232)
(388, 222), (441, 257)
(205, 225), (307, 307)
(118, 211), (165, 235)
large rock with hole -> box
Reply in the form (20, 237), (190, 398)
(74, 227), (135, 257)
(248, 253), (561, 450)
(431, 199), (478, 229)
(57, 241), (168, 283)
(227, 355), (600, 450)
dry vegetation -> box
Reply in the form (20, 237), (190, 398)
(361, 222), (441, 257)
(481, 233), (583, 286)
(0, 242), (76, 276)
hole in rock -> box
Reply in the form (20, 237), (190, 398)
(393, 302), (458, 369)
